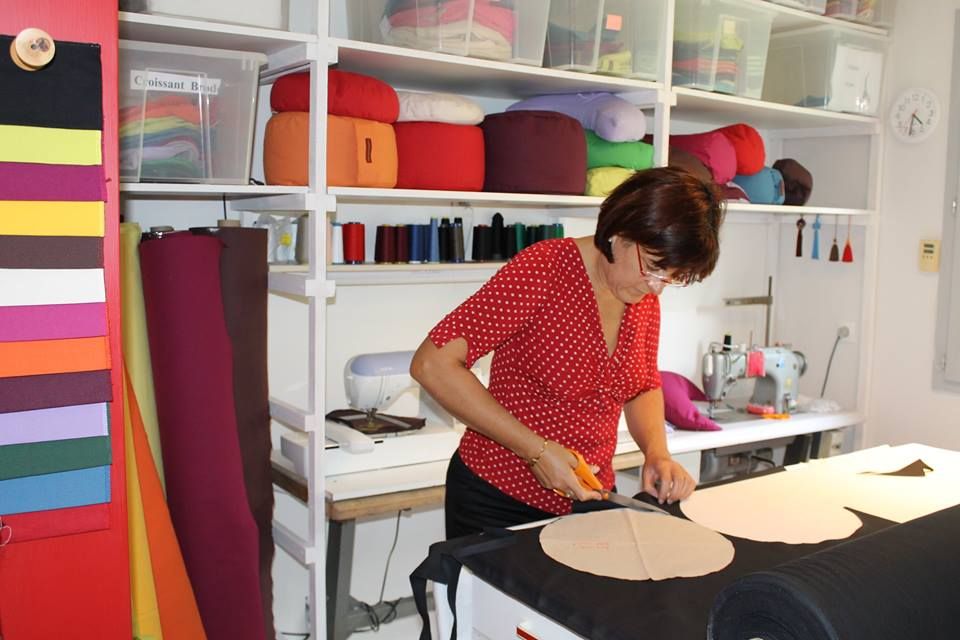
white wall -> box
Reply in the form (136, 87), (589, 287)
(868, 1), (960, 448)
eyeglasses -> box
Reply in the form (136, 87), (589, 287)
(635, 243), (694, 288)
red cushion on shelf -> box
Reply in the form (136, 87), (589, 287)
(716, 123), (766, 176)
(669, 131), (738, 185)
(270, 69), (399, 123)
(394, 122), (485, 191)
(480, 111), (586, 195)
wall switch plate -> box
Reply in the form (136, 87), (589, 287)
(920, 239), (940, 272)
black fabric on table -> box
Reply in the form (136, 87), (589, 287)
(0, 36), (102, 130)
(708, 503), (960, 640)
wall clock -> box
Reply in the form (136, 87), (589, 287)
(889, 88), (941, 143)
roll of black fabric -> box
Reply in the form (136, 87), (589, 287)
(708, 504), (960, 640)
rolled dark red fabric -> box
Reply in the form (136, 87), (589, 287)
(0, 162), (106, 201)
(139, 232), (266, 640)
(481, 111), (586, 195)
(193, 227), (275, 640)
(0, 236), (103, 268)
(0, 370), (112, 414)
(270, 69), (399, 123)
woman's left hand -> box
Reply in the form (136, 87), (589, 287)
(642, 454), (697, 504)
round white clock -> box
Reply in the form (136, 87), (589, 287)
(889, 88), (941, 143)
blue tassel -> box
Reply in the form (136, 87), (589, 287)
(812, 214), (821, 260)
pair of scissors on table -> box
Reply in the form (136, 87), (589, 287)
(555, 449), (670, 516)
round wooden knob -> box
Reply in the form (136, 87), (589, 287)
(10, 28), (56, 71)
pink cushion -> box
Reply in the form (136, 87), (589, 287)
(669, 131), (738, 185)
(660, 371), (721, 432)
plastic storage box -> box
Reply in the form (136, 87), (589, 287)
(544, 0), (604, 72)
(673, 0), (777, 99)
(824, 0), (858, 19)
(593, 0), (667, 80)
(346, 0), (550, 66)
(767, 0), (826, 14)
(119, 40), (265, 183)
(763, 26), (886, 115)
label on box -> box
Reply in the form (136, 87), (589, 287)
(829, 45), (883, 114)
(129, 70), (222, 96)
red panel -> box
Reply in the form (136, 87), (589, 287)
(0, 2), (129, 639)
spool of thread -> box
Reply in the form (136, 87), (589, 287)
(509, 223), (525, 258)
(491, 213), (505, 260)
(331, 223), (344, 264)
(537, 225), (549, 243)
(374, 225), (387, 263)
(473, 225), (492, 262)
(526, 225), (537, 248)
(452, 218), (464, 263)
(342, 222), (365, 264)
(554, 223), (565, 239)
(382, 225), (398, 263)
(408, 225), (422, 263)
(396, 225), (411, 263)
(439, 218), (451, 262)
(429, 218), (440, 263)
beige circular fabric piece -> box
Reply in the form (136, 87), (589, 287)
(540, 510), (735, 581)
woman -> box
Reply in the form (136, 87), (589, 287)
(411, 167), (724, 539)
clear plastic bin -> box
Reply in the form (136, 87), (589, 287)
(673, 0), (776, 99)
(855, 0), (894, 26)
(824, 0), (858, 19)
(763, 26), (886, 115)
(346, 0), (550, 66)
(119, 40), (265, 184)
(544, 0), (605, 72)
(767, 0), (827, 14)
(592, 0), (667, 80)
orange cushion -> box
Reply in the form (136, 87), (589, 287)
(264, 112), (398, 188)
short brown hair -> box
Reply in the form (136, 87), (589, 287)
(593, 166), (724, 284)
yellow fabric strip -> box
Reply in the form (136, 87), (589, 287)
(0, 201), (104, 237)
(120, 223), (165, 490)
(124, 379), (165, 640)
(0, 125), (102, 166)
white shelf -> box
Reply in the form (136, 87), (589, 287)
(727, 203), (874, 216)
(119, 11), (315, 55)
(120, 183), (309, 198)
(330, 262), (504, 286)
(330, 186), (603, 209)
(330, 39), (664, 101)
(673, 88), (881, 132)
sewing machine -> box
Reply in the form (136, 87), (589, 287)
(280, 351), (465, 477)
(702, 343), (807, 417)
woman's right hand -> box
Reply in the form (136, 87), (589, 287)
(528, 440), (603, 502)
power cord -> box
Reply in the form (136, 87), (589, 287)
(354, 511), (404, 633)
(820, 326), (850, 398)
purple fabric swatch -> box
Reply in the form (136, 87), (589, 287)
(0, 403), (108, 446)
(0, 162), (106, 201)
(0, 370), (112, 414)
(0, 303), (107, 343)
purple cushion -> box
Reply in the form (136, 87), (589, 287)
(660, 371), (721, 432)
(506, 92), (646, 142)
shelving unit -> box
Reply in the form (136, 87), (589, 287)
(118, 2), (891, 637)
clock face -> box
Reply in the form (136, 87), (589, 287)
(889, 89), (941, 143)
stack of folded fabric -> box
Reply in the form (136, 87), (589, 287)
(119, 94), (207, 180)
(380, 0), (515, 61)
(507, 92), (652, 197)
(394, 90), (486, 191)
(264, 69), (399, 188)
(673, 29), (745, 94)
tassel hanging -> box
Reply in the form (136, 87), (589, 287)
(795, 216), (806, 257)
(829, 215), (840, 262)
(811, 215), (821, 260)
(842, 216), (854, 262)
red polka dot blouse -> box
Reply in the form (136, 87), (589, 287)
(428, 237), (662, 515)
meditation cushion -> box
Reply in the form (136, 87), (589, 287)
(397, 91), (485, 125)
(506, 92), (645, 142)
(394, 122), (484, 191)
(585, 167), (635, 197)
(586, 131), (654, 170)
(670, 131), (738, 185)
(660, 371), (720, 432)
(264, 112), (397, 188)
(270, 69), (399, 123)
(773, 158), (813, 205)
(481, 111), (586, 195)
(732, 168), (785, 205)
(716, 123), (765, 175)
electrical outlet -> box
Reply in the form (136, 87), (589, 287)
(839, 322), (857, 343)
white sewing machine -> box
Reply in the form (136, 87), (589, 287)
(281, 351), (466, 477)
(702, 343), (807, 416)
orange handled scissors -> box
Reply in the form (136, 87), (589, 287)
(556, 448), (669, 516)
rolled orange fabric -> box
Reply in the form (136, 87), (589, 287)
(0, 335), (109, 378)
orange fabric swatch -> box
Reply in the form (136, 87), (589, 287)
(126, 370), (207, 640)
(0, 335), (110, 378)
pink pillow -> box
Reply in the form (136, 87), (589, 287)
(660, 371), (721, 432)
